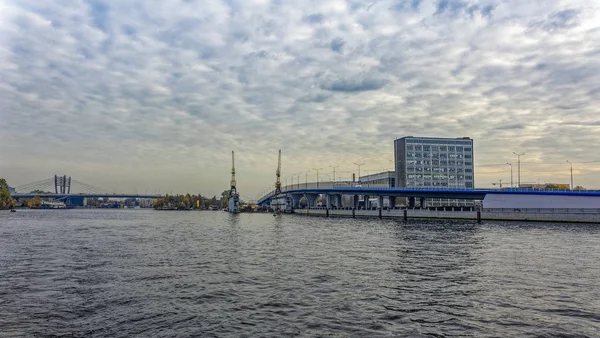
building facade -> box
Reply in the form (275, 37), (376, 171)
(394, 136), (474, 189)
(359, 171), (395, 188)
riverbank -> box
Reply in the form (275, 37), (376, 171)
(290, 208), (600, 223)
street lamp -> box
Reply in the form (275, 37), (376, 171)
(354, 162), (364, 183)
(305, 170), (310, 189)
(295, 173), (301, 189)
(329, 165), (339, 184)
(313, 168), (323, 188)
(506, 163), (513, 188)
(513, 152), (525, 188)
(566, 160), (573, 190)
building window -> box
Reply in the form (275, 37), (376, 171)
(465, 176), (473, 180)
(407, 145), (414, 151)
(456, 146), (463, 152)
(414, 145), (422, 151)
(464, 147), (472, 152)
(465, 154), (472, 159)
(465, 169), (473, 173)
(465, 182), (473, 188)
(440, 146), (447, 151)
(465, 161), (472, 165)
(432, 145), (439, 151)
(423, 145), (431, 151)
(448, 146), (455, 152)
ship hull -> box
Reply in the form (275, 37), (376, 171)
(228, 194), (240, 213)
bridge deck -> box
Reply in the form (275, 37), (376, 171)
(258, 188), (600, 205)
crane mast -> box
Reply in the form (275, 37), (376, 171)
(274, 149), (282, 195)
(230, 151), (237, 195)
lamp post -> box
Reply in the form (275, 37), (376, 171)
(296, 173), (301, 189)
(329, 165), (339, 184)
(566, 160), (573, 190)
(506, 163), (513, 188)
(305, 170), (310, 189)
(354, 162), (364, 183)
(313, 168), (322, 188)
(513, 152), (525, 188)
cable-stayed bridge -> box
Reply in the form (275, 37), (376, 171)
(11, 175), (162, 200)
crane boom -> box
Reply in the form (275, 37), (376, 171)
(274, 149), (281, 194)
(230, 151), (237, 194)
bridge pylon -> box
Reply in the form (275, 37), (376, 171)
(54, 175), (71, 194)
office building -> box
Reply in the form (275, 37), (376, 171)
(394, 136), (474, 189)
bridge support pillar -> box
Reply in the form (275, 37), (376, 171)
(409, 197), (415, 208)
(389, 197), (396, 209)
(363, 195), (370, 209)
(325, 194), (330, 217)
(290, 194), (302, 210)
(420, 197), (426, 208)
(305, 194), (319, 208)
(330, 194), (341, 209)
(352, 195), (358, 218)
(378, 196), (383, 219)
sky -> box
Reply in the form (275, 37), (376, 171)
(1, 0), (600, 198)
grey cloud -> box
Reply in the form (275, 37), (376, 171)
(495, 123), (526, 130)
(329, 38), (345, 53)
(320, 72), (388, 92)
(532, 9), (581, 32)
(303, 13), (324, 24)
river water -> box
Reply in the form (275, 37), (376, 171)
(1, 209), (599, 337)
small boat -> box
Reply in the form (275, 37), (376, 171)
(10, 209), (16, 212)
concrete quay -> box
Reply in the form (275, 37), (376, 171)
(291, 208), (600, 223)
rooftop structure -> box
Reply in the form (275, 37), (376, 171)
(359, 171), (395, 188)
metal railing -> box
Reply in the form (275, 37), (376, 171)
(257, 184), (600, 203)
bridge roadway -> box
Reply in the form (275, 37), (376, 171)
(12, 193), (163, 199)
(257, 187), (600, 207)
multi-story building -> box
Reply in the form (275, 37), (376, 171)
(394, 136), (474, 189)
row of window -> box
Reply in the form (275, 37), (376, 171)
(408, 168), (473, 173)
(407, 174), (473, 180)
(406, 153), (473, 159)
(361, 178), (395, 185)
(406, 182), (475, 188)
(406, 161), (473, 168)
(405, 139), (472, 146)
(406, 145), (472, 152)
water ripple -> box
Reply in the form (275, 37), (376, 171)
(1, 210), (599, 337)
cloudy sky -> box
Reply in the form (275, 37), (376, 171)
(1, 0), (599, 197)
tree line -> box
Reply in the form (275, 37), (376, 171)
(0, 178), (16, 209)
(153, 190), (236, 210)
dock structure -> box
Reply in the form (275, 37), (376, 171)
(258, 186), (600, 222)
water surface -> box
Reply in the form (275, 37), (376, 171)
(1, 209), (599, 337)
